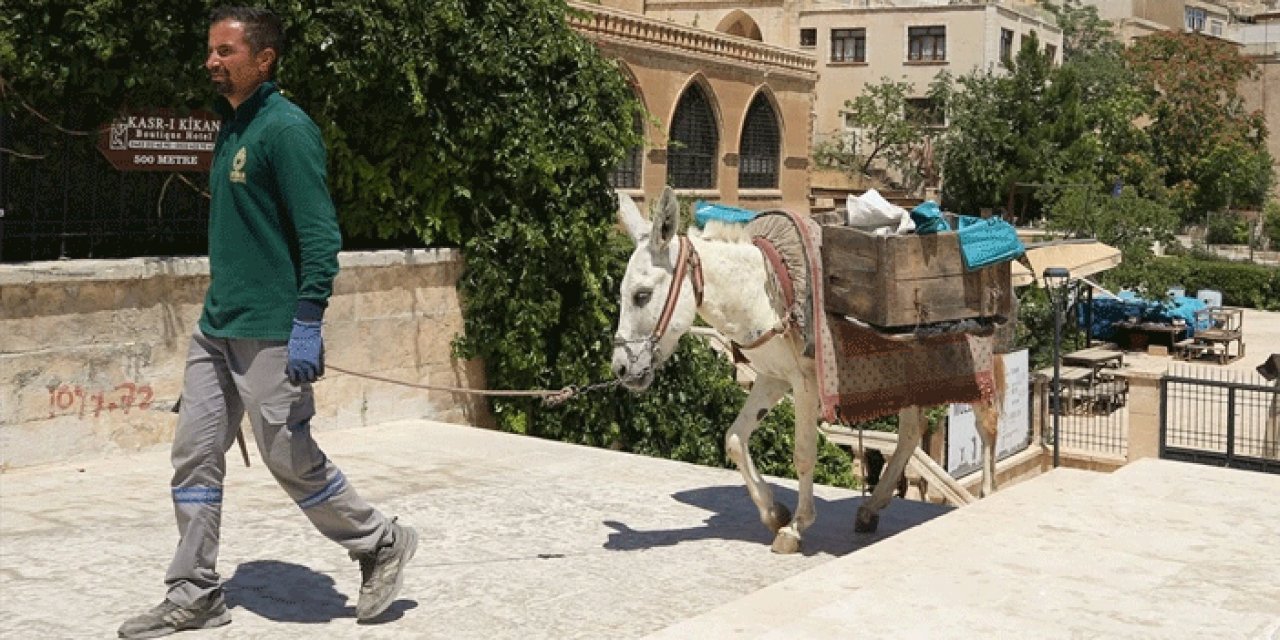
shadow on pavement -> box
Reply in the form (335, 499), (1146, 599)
(602, 484), (950, 557)
(224, 559), (416, 624)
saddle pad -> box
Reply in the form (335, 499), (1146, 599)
(819, 315), (996, 424)
(744, 211), (818, 356)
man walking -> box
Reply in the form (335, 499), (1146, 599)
(119, 7), (416, 638)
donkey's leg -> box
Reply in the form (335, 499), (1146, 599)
(973, 398), (1000, 498)
(973, 351), (1007, 498)
(725, 375), (793, 534)
(855, 406), (926, 534)
(772, 380), (819, 554)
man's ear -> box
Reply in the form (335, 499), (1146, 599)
(256, 48), (277, 76)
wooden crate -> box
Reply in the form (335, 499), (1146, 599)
(820, 223), (1012, 328)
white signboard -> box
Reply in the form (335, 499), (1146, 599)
(946, 349), (1030, 477)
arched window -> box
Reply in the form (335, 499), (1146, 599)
(609, 109), (643, 189)
(667, 84), (718, 189)
(738, 94), (780, 189)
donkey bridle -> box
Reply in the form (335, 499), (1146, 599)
(614, 236), (705, 368)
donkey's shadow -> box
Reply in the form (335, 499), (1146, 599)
(603, 484), (950, 557)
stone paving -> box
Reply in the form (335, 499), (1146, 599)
(0, 419), (946, 639)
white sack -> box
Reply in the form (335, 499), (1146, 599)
(844, 188), (915, 235)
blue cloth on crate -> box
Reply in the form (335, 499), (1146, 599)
(954, 215), (1024, 271)
(910, 201), (950, 235)
(694, 201), (756, 228)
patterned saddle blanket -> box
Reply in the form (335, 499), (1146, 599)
(743, 210), (996, 424)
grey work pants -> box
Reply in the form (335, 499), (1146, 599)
(164, 330), (390, 606)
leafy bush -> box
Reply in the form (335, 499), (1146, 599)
(1106, 254), (1280, 311)
(1264, 200), (1280, 249)
(1205, 211), (1250, 245)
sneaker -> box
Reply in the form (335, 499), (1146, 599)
(352, 518), (418, 622)
(117, 590), (231, 639)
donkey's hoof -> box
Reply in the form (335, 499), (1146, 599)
(764, 502), (793, 533)
(770, 529), (802, 554)
(854, 509), (880, 534)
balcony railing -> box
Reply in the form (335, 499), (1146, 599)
(567, 2), (817, 79)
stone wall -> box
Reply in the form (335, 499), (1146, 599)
(0, 249), (489, 471)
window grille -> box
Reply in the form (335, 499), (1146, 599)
(799, 28), (816, 48)
(831, 28), (866, 63)
(738, 95), (780, 189)
(0, 115), (420, 263)
(907, 26), (946, 62)
(609, 110), (643, 189)
(667, 85), (718, 189)
(0, 116), (210, 262)
(1000, 28), (1014, 65)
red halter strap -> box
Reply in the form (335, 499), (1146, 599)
(651, 236), (704, 343)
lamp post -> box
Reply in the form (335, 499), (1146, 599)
(1044, 267), (1071, 468)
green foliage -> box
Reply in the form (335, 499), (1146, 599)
(0, 0), (211, 134)
(936, 33), (1113, 219)
(1205, 211), (1250, 246)
(2, 0), (856, 488)
(1126, 31), (1273, 222)
(1105, 255), (1280, 311)
(1039, 0), (1118, 61)
(824, 76), (938, 193)
(1264, 201), (1280, 248)
(1045, 188), (1178, 263)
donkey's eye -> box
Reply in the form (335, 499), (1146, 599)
(632, 289), (652, 307)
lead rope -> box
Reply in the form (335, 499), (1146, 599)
(325, 364), (619, 407)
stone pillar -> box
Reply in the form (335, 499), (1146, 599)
(1124, 371), (1163, 462)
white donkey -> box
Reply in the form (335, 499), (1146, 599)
(611, 187), (1003, 554)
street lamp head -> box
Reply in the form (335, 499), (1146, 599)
(1043, 267), (1070, 290)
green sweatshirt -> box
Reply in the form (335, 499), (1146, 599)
(199, 82), (341, 340)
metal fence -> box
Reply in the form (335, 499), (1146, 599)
(1161, 364), (1279, 474)
(0, 116), (211, 262)
(1039, 369), (1129, 458)
(1, 115), (427, 263)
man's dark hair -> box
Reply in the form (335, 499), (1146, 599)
(210, 6), (285, 77)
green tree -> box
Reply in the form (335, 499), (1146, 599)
(931, 70), (1011, 214)
(830, 76), (936, 192)
(1126, 31), (1273, 222)
(1039, 0), (1117, 61)
(937, 33), (1073, 217)
(1045, 188), (1178, 263)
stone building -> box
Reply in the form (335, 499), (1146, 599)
(571, 2), (818, 211)
(586, 1), (1062, 194)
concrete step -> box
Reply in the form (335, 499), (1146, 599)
(648, 460), (1280, 639)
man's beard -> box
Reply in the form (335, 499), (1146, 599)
(211, 75), (232, 95)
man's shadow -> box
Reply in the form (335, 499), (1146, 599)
(603, 484), (950, 557)
(223, 560), (416, 624)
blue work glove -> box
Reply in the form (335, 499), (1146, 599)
(287, 300), (326, 384)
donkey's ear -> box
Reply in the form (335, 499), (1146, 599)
(617, 191), (648, 244)
(649, 186), (680, 252)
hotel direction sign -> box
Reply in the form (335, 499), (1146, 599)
(97, 108), (221, 172)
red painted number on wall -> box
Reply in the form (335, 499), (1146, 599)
(47, 383), (154, 419)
